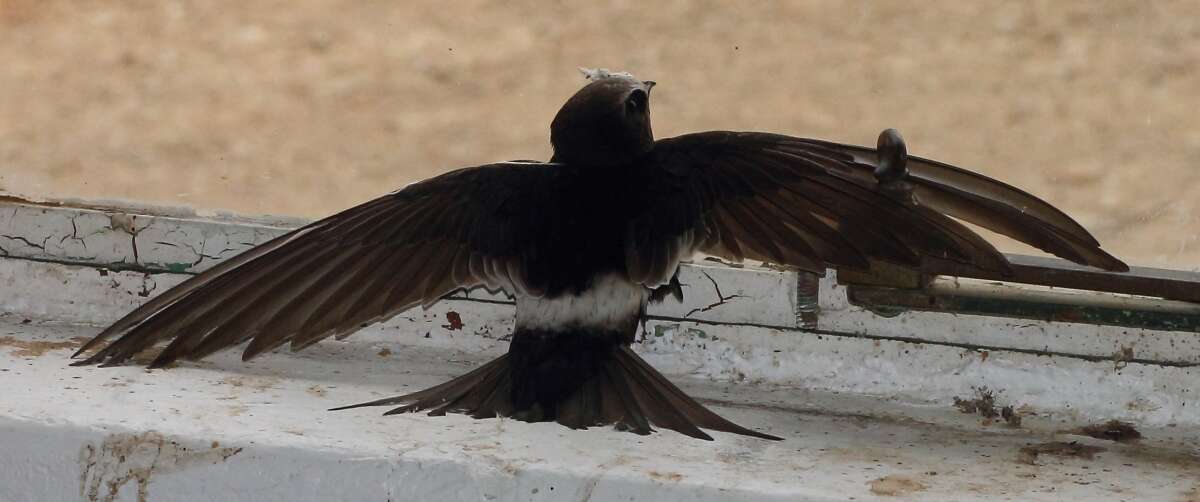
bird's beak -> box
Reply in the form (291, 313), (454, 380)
(642, 80), (656, 93)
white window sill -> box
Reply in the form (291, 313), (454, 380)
(3, 198), (1200, 501)
(6, 317), (1200, 501)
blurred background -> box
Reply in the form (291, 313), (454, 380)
(1, 1), (1197, 269)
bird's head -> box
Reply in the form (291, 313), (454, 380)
(550, 68), (656, 166)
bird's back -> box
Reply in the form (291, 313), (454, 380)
(512, 163), (643, 297)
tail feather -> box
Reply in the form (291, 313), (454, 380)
(556, 372), (603, 430)
(600, 364), (653, 435)
(330, 355), (508, 414)
(468, 370), (516, 420)
(447, 357), (514, 419)
(611, 351), (714, 440)
(332, 342), (780, 441)
(616, 347), (782, 440)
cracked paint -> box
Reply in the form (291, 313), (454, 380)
(6, 199), (1198, 367)
(4, 198), (1200, 502)
(2, 200), (806, 329)
(0, 202), (282, 274)
(651, 264), (801, 328)
(684, 270), (746, 318)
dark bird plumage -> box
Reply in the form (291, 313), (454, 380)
(71, 68), (1126, 441)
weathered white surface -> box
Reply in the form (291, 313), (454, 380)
(5, 318), (1200, 502)
(649, 263), (802, 328)
(0, 201), (800, 328)
(818, 271), (1200, 365)
(0, 202), (284, 274)
(5, 256), (1200, 429)
(4, 200), (1200, 501)
(0, 258), (188, 325)
(641, 320), (1200, 428)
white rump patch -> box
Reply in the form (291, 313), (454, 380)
(515, 274), (646, 331)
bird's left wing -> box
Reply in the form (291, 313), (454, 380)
(72, 161), (573, 368)
(623, 131), (1126, 286)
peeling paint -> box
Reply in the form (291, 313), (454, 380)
(164, 262), (191, 273)
(0, 202), (281, 275)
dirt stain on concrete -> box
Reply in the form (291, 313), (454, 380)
(953, 387), (1021, 427)
(0, 335), (89, 357)
(1120, 444), (1200, 472)
(647, 470), (684, 482)
(79, 431), (242, 502)
(1017, 441), (1105, 465)
(1069, 420), (1142, 443)
(868, 475), (927, 496)
(220, 375), (278, 391)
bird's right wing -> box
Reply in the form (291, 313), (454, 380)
(622, 131), (1126, 286)
(72, 161), (574, 368)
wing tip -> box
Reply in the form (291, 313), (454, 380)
(69, 349), (111, 367)
(1097, 254), (1131, 273)
(71, 332), (113, 359)
(146, 355), (175, 370)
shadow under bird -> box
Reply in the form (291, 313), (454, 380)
(72, 68), (1128, 441)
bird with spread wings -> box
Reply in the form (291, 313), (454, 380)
(73, 69), (1125, 441)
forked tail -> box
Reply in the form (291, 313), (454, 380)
(331, 331), (780, 441)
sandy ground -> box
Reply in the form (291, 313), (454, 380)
(0, 1), (1197, 269)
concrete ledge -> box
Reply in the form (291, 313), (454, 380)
(6, 256), (1199, 428)
(6, 318), (1200, 502)
(4, 199), (1200, 501)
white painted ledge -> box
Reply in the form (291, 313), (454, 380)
(7, 318), (1200, 502)
(3, 198), (1200, 501)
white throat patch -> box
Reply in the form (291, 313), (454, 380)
(515, 274), (646, 331)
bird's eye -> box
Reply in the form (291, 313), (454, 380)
(626, 89), (647, 113)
